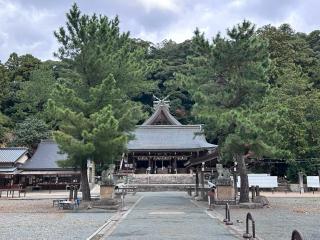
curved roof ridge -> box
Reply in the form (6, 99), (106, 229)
(142, 105), (182, 126)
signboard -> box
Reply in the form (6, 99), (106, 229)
(306, 176), (320, 188)
(237, 174), (278, 188)
(136, 156), (188, 161)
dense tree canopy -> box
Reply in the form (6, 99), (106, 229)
(146, 40), (195, 123)
(11, 116), (50, 152)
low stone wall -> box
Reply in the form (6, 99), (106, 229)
(289, 184), (307, 192)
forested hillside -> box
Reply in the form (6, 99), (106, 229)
(1, 4), (320, 191)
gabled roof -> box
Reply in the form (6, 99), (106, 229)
(0, 148), (28, 163)
(21, 140), (69, 170)
(142, 99), (181, 126)
(128, 125), (217, 151)
(142, 105), (181, 126)
(128, 97), (216, 152)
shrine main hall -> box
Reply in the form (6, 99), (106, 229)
(118, 98), (218, 174)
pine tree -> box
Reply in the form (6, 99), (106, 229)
(50, 4), (146, 200)
(184, 21), (270, 202)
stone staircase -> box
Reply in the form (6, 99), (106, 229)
(116, 174), (195, 192)
(127, 174), (195, 184)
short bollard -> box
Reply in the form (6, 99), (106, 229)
(187, 187), (192, 196)
(223, 203), (233, 225)
(243, 212), (256, 239)
(291, 230), (303, 240)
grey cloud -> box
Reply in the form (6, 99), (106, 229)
(0, 0), (320, 62)
(237, 0), (300, 21)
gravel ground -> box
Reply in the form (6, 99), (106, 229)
(0, 199), (116, 240)
(215, 197), (320, 240)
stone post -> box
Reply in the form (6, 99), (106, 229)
(255, 185), (260, 196)
(87, 160), (96, 184)
(73, 186), (78, 200)
(251, 186), (256, 201)
(200, 170), (205, 199)
(298, 172), (304, 194)
(195, 168), (199, 196)
(69, 186), (74, 201)
(92, 161), (96, 184)
(233, 166), (237, 203)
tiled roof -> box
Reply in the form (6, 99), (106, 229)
(21, 140), (68, 170)
(0, 148), (28, 163)
(128, 125), (217, 151)
(134, 99), (216, 151)
(0, 167), (17, 172)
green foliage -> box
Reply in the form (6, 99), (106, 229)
(11, 116), (50, 150)
(14, 61), (58, 121)
(147, 40), (195, 123)
(257, 24), (320, 179)
(0, 63), (9, 105)
(49, 73), (143, 169)
(5, 53), (41, 82)
(2, 53), (41, 121)
(54, 3), (154, 99)
(258, 24), (320, 87)
(49, 4), (146, 187)
(0, 112), (11, 146)
(184, 21), (270, 157)
(183, 20), (271, 202)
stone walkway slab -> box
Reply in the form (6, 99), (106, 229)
(105, 192), (240, 240)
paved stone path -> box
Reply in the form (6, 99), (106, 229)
(106, 192), (240, 240)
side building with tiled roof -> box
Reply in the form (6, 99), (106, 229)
(19, 140), (81, 190)
(0, 147), (28, 188)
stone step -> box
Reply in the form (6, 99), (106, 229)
(124, 174), (195, 185)
(128, 184), (195, 192)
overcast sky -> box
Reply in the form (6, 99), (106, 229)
(0, 0), (319, 62)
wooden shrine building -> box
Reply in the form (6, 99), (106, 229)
(0, 148), (29, 188)
(19, 140), (80, 190)
(119, 97), (218, 174)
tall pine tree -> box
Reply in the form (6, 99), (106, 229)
(50, 4), (147, 200)
(184, 21), (270, 202)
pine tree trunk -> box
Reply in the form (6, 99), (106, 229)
(237, 154), (249, 203)
(80, 166), (91, 201)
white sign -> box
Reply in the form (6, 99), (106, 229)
(307, 176), (320, 188)
(237, 174), (278, 188)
